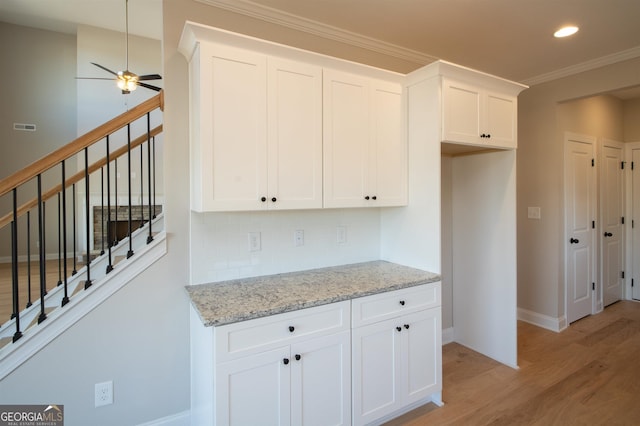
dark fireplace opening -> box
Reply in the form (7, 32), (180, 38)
(108, 220), (144, 244)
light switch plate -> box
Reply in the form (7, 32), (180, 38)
(528, 207), (541, 219)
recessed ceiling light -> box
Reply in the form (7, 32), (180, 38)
(554, 26), (579, 38)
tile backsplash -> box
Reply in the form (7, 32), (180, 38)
(190, 208), (381, 284)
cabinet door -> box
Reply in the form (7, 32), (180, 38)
(267, 59), (323, 210)
(198, 44), (268, 211)
(352, 318), (402, 425)
(291, 331), (351, 426)
(442, 78), (482, 145)
(323, 69), (370, 208)
(371, 80), (407, 206)
(485, 90), (517, 148)
(216, 346), (291, 426)
(401, 308), (442, 405)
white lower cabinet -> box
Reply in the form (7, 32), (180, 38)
(216, 331), (351, 426)
(191, 284), (441, 426)
(352, 284), (442, 426)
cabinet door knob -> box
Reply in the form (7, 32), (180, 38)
(288, 326), (295, 333)
(372, 196), (377, 200)
(399, 300), (405, 306)
(261, 197), (267, 202)
(364, 196), (370, 200)
(271, 197), (277, 202)
(604, 232), (613, 237)
(404, 324), (410, 329)
(570, 237), (579, 244)
(295, 354), (301, 361)
(283, 358), (290, 365)
(487, 134), (491, 138)
(396, 326), (402, 332)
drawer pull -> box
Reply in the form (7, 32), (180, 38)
(404, 324), (410, 329)
(399, 300), (405, 306)
(283, 358), (290, 365)
(295, 354), (301, 361)
(288, 326), (295, 333)
(396, 326), (402, 332)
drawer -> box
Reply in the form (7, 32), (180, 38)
(352, 282), (441, 328)
(215, 301), (350, 362)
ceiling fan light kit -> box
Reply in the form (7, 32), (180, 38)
(82, 0), (162, 94)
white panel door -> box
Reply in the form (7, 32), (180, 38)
(484, 91), (517, 149)
(401, 308), (441, 405)
(291, 331), (351, 426)
(371, 80), (407, 206)
(267, 58), (322, 210)
(203, 45), (268, 211)
(323, 69), (370, 208)
(442, 78), (481, 145)
(352, 318), (401, 425)
(216, 346), (291, 426)
(565, 134), (597, 323)
(600, 140), (624, 307)
(633, 147), (640, 300)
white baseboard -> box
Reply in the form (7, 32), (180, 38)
(442, 327), (454, 344)
(136, 410), (190, 426)
(517, 307), (567, 332)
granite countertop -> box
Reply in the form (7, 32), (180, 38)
(186, 260), (440, 327)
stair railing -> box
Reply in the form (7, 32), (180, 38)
(0, 91), (164, 346)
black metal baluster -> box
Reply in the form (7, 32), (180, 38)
(100, 166), (105, 255)
(61, 160), (69, 307)
(106, 136), (113, 273)
(139, 130), (144, 229)
(113, 158), (118, 246)
(57, 192), (62, 286)
(152, 136), (157, 219)
(72, 183), (77, 275)
(146, 113), (154, 243)
(84, 148), (92, 290)
(11, 189), (23, 342)
(126, 124), (134, 259)
(26, 211), (32, 308)
(37, 175), (47, 324)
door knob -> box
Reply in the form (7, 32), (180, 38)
(604, 232), (613, 237)
(570, 238), (579, 244)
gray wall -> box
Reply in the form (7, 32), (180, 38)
(517, 58), (640, 322)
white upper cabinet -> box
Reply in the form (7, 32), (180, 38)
(185, 42), (322, 212)
(267, 58), (323, 210)
(180, 23), (407, 212)
(324, 70), (406, 208)
(442, 78), (518, 149)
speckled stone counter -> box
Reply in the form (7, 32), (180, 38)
(186, 260), (440, 327)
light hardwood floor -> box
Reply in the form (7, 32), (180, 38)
(386, 300), (640, 426)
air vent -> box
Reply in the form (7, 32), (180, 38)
(14, 123), (37, 132)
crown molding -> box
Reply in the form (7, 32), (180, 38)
(522, 45), (640, 86)
(195, 0), (437, 66)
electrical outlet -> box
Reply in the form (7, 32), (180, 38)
(248, 232), (261, 252)
(294, 230), (304, 247)
(337, 226), (347, 244)
(95, 381), (113, 407)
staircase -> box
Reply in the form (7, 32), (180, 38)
(0, 92), (166, 379)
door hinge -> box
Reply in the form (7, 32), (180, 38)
(622, 161), (625, 170)
(622, 271), (625, 279)
(622, 216), (625, 225)
(592, 282), (595, 291)
(592, 158), (595, 167)
(592, 220), (595, 229)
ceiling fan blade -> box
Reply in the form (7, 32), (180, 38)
(138, 74), (162, 81)
(137, 81), (162, 92)
(91, 62), (119, 76)
(75, 77), (116, 81)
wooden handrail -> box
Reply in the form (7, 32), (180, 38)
(0, 91), (163, 199)
(0, 125), (162, 229)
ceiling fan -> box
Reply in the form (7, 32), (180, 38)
(81, 0), (162, 94)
